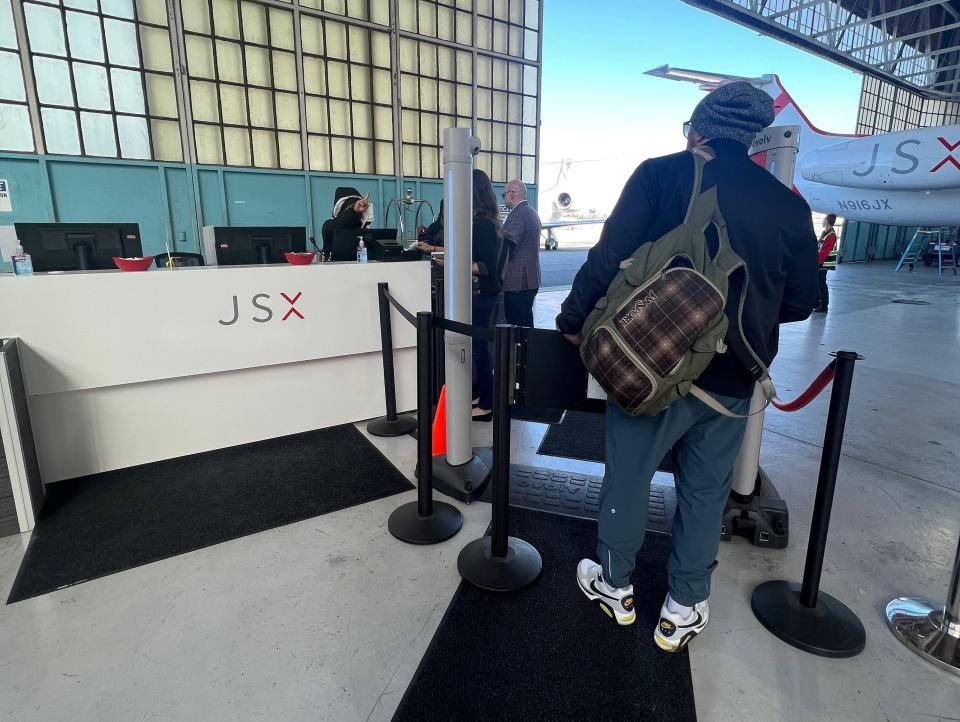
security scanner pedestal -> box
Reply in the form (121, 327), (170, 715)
(430, 128), (494, 502)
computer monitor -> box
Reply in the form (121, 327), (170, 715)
(203, 226), (306, 266)
(14, 222), (143, 272)
(330, 228), (422, 262)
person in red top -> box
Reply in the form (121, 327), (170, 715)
(815, 214), (838, 313)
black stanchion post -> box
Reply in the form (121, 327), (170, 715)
(388, 311), (463, 544)
(457, 324), (542, 592)
(431, 278), (445, 404)
(368, 282), (417, 437)
(751, 350), (866, 658)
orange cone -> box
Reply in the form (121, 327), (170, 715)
(431, 386), (447, 457)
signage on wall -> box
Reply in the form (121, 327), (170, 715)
(0, 180), (11, 213)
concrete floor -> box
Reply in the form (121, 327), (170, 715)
(1, 261), (959, 721)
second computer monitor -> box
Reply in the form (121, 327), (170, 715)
(14, 222), (143, 272)
(205, 226), (307, 266)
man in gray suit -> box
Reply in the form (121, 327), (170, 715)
(501, 180), (542, 327)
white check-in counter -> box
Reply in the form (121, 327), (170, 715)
(0, 261), (430, 483)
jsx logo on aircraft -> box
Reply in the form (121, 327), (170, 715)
(218, 292), (304, 326)
(852, 137), (960, 177)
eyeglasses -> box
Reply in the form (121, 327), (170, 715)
(682, 121), (691, 139)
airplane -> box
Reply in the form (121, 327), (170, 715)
(645, 66), (960, 227)
(537, 158), (612, 250)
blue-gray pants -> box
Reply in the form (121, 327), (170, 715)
(598, 393), (750, 606)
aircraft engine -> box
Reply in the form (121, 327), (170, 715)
(800, 128), (960, 191)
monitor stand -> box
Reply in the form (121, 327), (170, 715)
(73, 243), (92, 271)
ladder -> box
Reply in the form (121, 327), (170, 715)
(895, 228), (958, 276)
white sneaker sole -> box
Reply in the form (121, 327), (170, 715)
(654, 628), (701, 653)
(577, 576), (636, 626)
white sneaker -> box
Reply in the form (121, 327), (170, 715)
(654, 596), (709, 652)
(576, 559), (636, 626)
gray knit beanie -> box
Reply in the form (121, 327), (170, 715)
(689, 81), (775, 147)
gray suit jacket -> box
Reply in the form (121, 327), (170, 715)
(501, 200), (541, 292)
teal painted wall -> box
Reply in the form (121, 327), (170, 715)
(0, 152), (535, 271)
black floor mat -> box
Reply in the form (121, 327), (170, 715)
(393, 509), (696, 722)
(7, 425), (412, 603)
(536, 410), (673, 471)
(481, 465), (677, 534)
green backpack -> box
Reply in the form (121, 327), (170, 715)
(580, 147), (766, 417)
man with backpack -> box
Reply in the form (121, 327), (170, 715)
(556, 82), (818, 652)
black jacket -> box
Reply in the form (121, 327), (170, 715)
(556, 139), (819, 398)
(473, 216), (506, 297)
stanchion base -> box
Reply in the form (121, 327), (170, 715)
(367, 415), (417, 437)
(457, 536), (542, 592)
(751, 580), (865, 658)
(886, 597), (960, 676)
(388, 500), (463, 545)
(431, 448), (493, 503)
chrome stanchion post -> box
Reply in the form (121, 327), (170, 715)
(886, 531), (960, 676)
(368, 282), (417, 437)
(457, 324), (542, 591)
(388, 311), (463, 544)
(751, 351), (866, 658)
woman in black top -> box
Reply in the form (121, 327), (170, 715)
(320, 187), (372, 258)
(469, 169), (507, 421)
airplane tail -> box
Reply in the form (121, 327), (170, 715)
(644, 66), (859, 157)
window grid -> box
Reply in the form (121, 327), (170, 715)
(0, 0), (34, 152)
(301, 15), (394, 174)
(5, 0), (543, 185)
(184, 0), (302, 169)
(21, 0), (179, 161)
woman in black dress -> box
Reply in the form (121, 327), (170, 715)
(469, 169), (507, 421)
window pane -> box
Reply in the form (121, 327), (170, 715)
(0, 50), (26, 102)
(65, 0), (98, 11)
(278, 131), (300, 169)
(248, 87), (274, 127)
(354, 138), (372, 174)
(351, 65), (370, 101)
(0, 103), (34, 151)
(73, 62), (111, 110)
(371, 31), (390, 68)
(104, 19), (140, 67)
(225, 126), (251, 165)
(220, 83), (247, 124)
(301, 16), (324, 55)
(186, 35), (215, 78)
(270, 8), (294, 50)
(146, 73), (177, 117)
(111, 67), (145, 114)
(375, 141), (392, 175)
(326, 22), (347, 60)
(80, 111), (117, 156)
(66, 11), (105, 62)
(137, 0), (168, 26)
(240, 1), (268, 45)
(150, 120), (183, 161)
(182, 0), (211, 34)
(331, 136), (351, 171)
(140, 26), (173, 72)
(273, 51), (296, 91)
(308, 134), (330, 171)
(190, 80), (219, 122)
(303, 57), (326, 95)
(101, 0), (135, 19)
(329, 98), (349, 135)
(306, 96), (328, 133)
(251, 128), (275, 166)
(34, 57), (74, 106)
(117, 114), (150, 158)
(215, 40), (243, 83)
(275, 91), (299, 130)
(26, 4), (67, 56)
(213, 0), (240, 39)
(352, 102), (371, 137)
(374, 105), (392, 140)
(372, 68), (391, 104)
(327, 61), (348, 98)
(245, 45), (270, 87)
(195, 123), (224, 164)
(0, 0), (17, 50)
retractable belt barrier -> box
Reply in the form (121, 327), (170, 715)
(377, 285), (869, 642)
(366, 283), (417, 438)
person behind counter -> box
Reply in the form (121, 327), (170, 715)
(320, 187), (373, 259)
(415, 199), (444, 253)
(432, 170), (506, 421)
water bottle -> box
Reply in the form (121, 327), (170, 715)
(12, 245), (33, 276)
(357, 236), (367, 263)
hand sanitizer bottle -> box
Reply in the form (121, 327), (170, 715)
(12, 245), (33, 276)
(357, 236), (368, 263)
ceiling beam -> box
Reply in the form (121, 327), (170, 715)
(811, 0), (947, 39)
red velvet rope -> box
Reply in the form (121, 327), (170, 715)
(771, 361), (836, 412)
